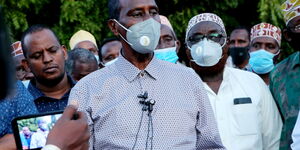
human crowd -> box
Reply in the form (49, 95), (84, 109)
(0, 0), (300, 149)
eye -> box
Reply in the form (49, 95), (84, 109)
(150, 9), (158, 16)
(31, 53), (41, 59)
(131, 11), (143, 18)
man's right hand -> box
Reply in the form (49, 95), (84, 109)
(46, 104), (90, 150)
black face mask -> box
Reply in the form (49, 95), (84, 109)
(228, 47), (249, 66)
(288, 31), (300, 51)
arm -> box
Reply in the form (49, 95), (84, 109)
(68, 84), (94, 150)
(0, 134), (16, 150)
(193, 76), (225, 149)
(260, 83), (282, 150)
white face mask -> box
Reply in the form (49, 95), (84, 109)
(189, 38), (223, 67)
(104, 58), (118, 66)
(94, 55), (100, 64)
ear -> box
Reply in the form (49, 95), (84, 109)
(283, 28), (292, 42)
(108, 19), (119, 36)
(61, 45), (68, 60)
(175, 40), (181, 53)
(21, 59), (30, 72)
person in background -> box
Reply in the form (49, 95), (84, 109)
(0, 8), (89, 150)
(155, 15), (181, 64)
(66, 48), (98, 81)
(21, 127), (32, 149)
(98, 37), (122, 68)
(249, 23), (281, 85)
(68, 0), (225, 149)
(272, 0), (300, 149)
(11, 41), (34, 88)
(185, 12), (282, 150)
(21, 25), (76, 113)
(69, 30), (100, 64)
(30, 119), (49, 149)
(227, 27), (250, 69)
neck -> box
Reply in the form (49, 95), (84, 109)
(194, 64), (225, 94)
(122, 48), (153, 70)
(35, 73), (71, 99)
(259, 73), (270, 85)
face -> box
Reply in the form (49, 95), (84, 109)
(229, 29), (250, 48)
(14, 55), (34, 81)
(72, 61), (98, 81)
(24, 29), (67, 86)
(156, 24), (177, 49)
(285, 16), (300, 50)
(109, 0), (160, 45)
(186, 21), (227, 48)
(75, 41), (98, 55)
(22, 127), (31, 136)
(249, 37), (279, 54)
(101, 40), (122, 64)
(186, 21), (229, 75)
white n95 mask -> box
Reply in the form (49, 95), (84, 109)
(189, 38), (223, 67)
(114, 18), (161, 54)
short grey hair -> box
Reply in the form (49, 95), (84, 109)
(66, 48), (97, 75)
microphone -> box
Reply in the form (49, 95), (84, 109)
(137, 91), (155, 112)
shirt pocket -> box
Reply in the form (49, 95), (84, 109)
(232, 103), (258, 136)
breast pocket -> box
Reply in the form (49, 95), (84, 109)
(232, 104), (259, 135)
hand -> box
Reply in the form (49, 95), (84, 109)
(0, 134), (17, 150)
(46, 104), (90, 150)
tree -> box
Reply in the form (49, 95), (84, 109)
(1, 0), (295, 59)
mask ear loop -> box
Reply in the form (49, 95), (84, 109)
(113, 19), (133, 46)
(274, 49), (281, 56)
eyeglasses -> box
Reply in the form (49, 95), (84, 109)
(187, 33), (226, 47)
(288, 24), (300, 33)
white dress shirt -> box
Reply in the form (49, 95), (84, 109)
(203, 67), (282, 150)
(68, 54), (225, 150)
(291, 111), (300, 150)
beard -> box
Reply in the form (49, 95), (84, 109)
(191, 54), (228, 77)
(34, 72), (66, 87)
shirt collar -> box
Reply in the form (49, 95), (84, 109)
(28, 74), (76, 100)
(115, 52), (160, 82)
(291, 51), (300, 69)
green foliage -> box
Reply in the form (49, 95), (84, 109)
(1, 0), (296, 58)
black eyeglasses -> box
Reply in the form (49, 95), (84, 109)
(187, 33), (226, 46)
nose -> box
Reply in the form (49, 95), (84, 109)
(43, 52), (53, 63)
(234, 41), (239, 47)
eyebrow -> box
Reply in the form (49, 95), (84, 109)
(127, 5), (158, 14)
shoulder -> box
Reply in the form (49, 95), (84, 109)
(227, 67), (262, 81)
(270, 52), (299, 79)
(158, 60), (199, 78)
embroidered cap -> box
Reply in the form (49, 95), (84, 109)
(186, 13), (226, 40)
(250, 23), (282, 46)
(281, 0), (300, 25)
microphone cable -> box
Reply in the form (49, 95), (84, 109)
(132, 110), (145, 150)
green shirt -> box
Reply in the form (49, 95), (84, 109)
(270, 51), (300, 150)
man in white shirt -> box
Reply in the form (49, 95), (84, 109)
(185, 12), (282, 150)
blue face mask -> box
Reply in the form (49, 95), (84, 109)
(154, 47), (178, 63)
(249, 49), (279, 74)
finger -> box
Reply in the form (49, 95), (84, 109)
(75, 111), (88, 122)
(60, 105), (78, 120)
(69, 100), (79, 109)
